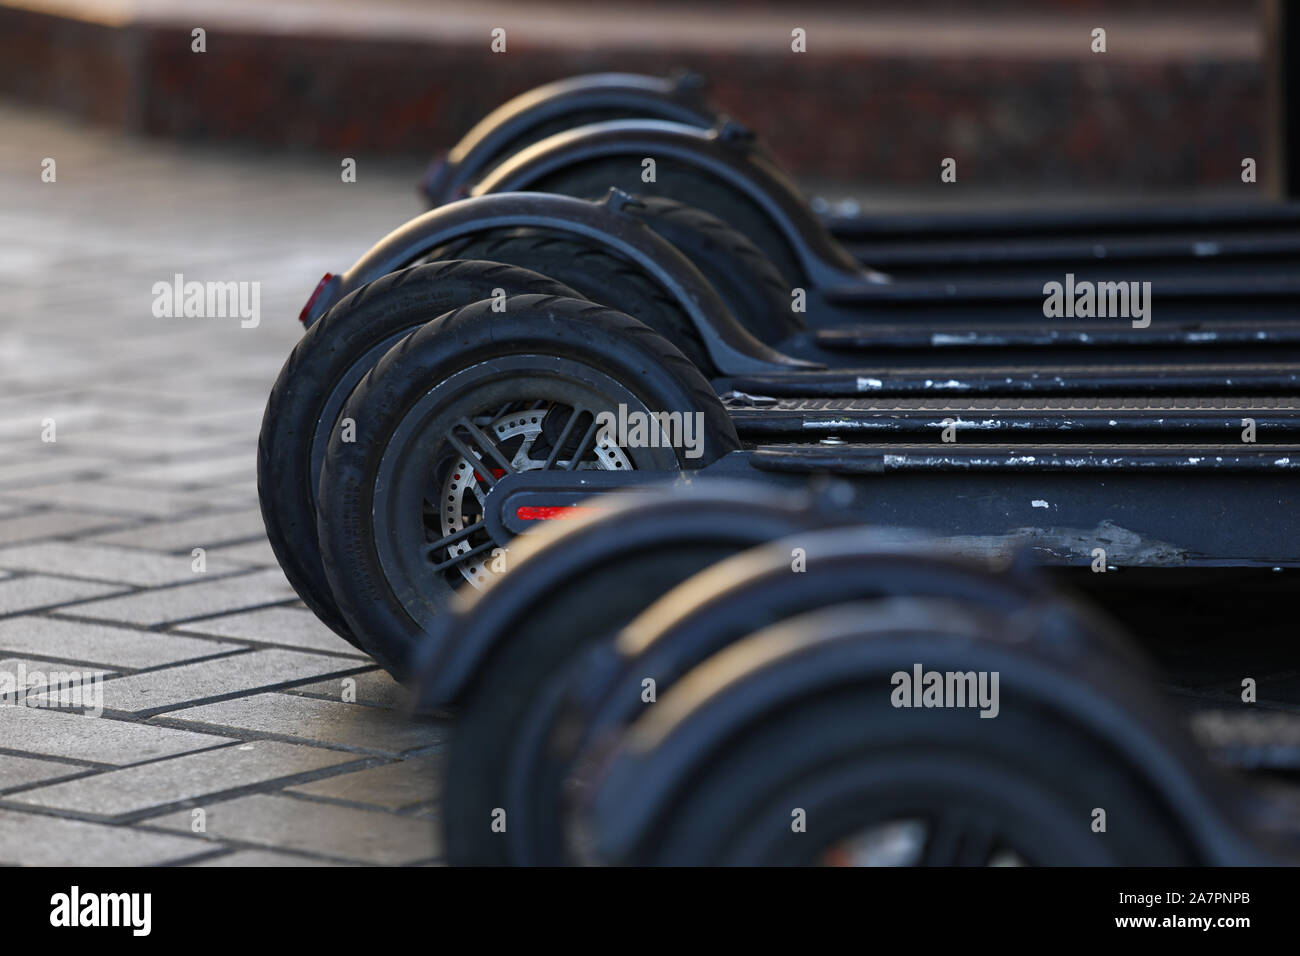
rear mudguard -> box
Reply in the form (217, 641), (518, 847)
(422, 72), (719, 205)
(412, 483), (831, 708)
(473, 119), (878, 288)
(585, 561), (1273, 866)
(301, 191), (814, 375)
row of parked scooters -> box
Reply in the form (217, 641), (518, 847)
(258, 73), (1300, 865)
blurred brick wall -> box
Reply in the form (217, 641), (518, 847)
(0, 1), (1267, 192)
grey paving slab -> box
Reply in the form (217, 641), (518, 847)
(0, 808), (210, 865)
(150, 793), (440, 864)
(0, 481), (211, 518)
(59, 568), (296, 626)
(85, 508), (268, 552)
(202, 482), (259, 511)
(8, 740), (364, 821)
(0, 540), (251, 586)
(0, 616), (239, 670)
(209, 537), (279, 567)
(287, 753), (446, 810)
(0, 103), (454, 861)
(119, 453), (254, 488)
(190, 848), (344, 866)
(0, 510), (128, 545)
(55, 430), (245, 460)
(39, 647), (369, 716)
(0, 753), (88, 792)
(0, 704), (234, 765)
(0, 573), (128, 615)
(0, 454), (110, 487)
(0, 657), (114, 699)
(163, 691), (445, 756)
(286, 668), (413, 711)
(0, 500), (30, 520)
(175, 605), (368, 657)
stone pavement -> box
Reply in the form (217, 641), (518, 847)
(0, 103), (449, 865)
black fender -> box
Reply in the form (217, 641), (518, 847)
(577, 527), (1048, 746)
(473, 118), (880, 287)
(422, 72), (719, 205)
(300, 191), (815, 374)
(587, 565), (1268, 866)
(411, 483), (828, 708)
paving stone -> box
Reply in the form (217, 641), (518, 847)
(0, 454), (109, 486)
(115, 449), (253, 485)
(86, 508), (268, 551)
(287, 753), (446, 809)
(164, 692), (446, 756)
(202, 482), (259, 511)
(0, 540), (250, 586)
(0, 480), (208, 517)
(0, 657), (114, 701)
(175, 605), (368, 657)
(0, 573), (127, 615)
(0, 704), (231, 765)
(0, 105), (456, 860)
(209, 537), (279, 566)
(287, 668), (412, 711)
(0, 753), (88, 792)
(0, 808), (209, 865)
(191, 848), (344, 866)
(60, 568), (296, 626)
(151, 793), (440, 864)
(8, 740), (363, 821)
(57, 430), (244, 460)
(36, 647), (365, 716)
(0, 615), (238, 670)
(0, 509), (127, 545)
(0, 500), (29, 520)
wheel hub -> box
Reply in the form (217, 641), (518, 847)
(437, 404), (632, 588)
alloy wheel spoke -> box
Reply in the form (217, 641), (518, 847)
(430, 536), (496, 573)
(422, 520), (480, 559)
(542, 406), (587, 470)
(563, 418), (602, 471)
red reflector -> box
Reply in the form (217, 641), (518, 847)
(299, 273), (334, 324)
(516, 506), (597, 521)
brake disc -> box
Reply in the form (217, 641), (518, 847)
(438, 404), (633, 588)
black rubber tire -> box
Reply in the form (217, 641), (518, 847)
(635, 686), (1199, 866)
(316, 294), (739, 678)
(437, 491), (820, 866)
(443, 541), (750, 866)
(600, 600), (1200, 866)
(615, 196), (801, 345)
(524, 157), (807, 286)
(257, 261), (581, 643)
(442, 230), (713, 371)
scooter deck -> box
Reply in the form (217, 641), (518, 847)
(748, 442), (1299, 474)
(720, 363), (1300, 397)
(813, 319), (1300, 352)
(726, 395), (1300, 442)
(846, 231), (1300, 278)
(710, 441), (1300, 567)
(830, 201), (1300, 276)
